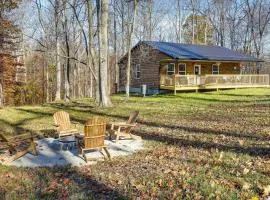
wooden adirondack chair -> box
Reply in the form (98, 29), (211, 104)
(53, 111), (79, 137)
(108, 110), (141, 142)
(0, 133), (37, 163)
(78, 117), (110, 162)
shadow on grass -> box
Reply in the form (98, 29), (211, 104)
(61, 167), (124, 199)
(15, 104), (270, 142)
(205, 92), (270, 98)
(0, 117), (43, 137)
(13, 105), (270, 158)
(133, 129), (270, 158)
(156, 92), (270, 103)
(174, 95), (270, 104)
(0, 165), (125, 199)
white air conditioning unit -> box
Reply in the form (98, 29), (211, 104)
(141, 84), (147, 97)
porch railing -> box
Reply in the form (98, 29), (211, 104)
(160, 74), (270, 88)
(203, 74), (269, 86)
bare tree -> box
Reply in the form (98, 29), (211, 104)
(96, 0), (112, 106)
(61, 0), (71, 102)
(176, 0), (182, 43)
(54, 0), (62, 100)
(126, 0), (138, 98)
(113, 0), (119, 92)
(87, 0), (99, 101)
(245, 0), (270, 58)
(0, 83), (3, 107)
(226, 0), (245, 50)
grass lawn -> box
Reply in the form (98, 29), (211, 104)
(0, 88), (270, 199)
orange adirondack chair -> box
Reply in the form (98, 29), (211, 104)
(78, 117), (110, 162)
(53, 111), (79, 137)
(108, 111), (141, 142)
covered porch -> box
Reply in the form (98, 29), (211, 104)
(159, 60), (269, 93)
(160, 74), (270, 93)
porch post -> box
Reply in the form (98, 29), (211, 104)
(173, 74), (176, 95)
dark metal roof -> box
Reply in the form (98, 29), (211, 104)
(141, 41), (263, 62)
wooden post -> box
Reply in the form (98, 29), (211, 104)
(103, 147), (111, 160)
(30, 133), (37, 156)
(173, 74), (176, 95)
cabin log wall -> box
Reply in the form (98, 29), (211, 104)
(119, 44), (171, 89)
(160, 61), (241, 77)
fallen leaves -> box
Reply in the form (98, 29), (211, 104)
(239, 139), (245, 146)
(242, 182), (251, 190)
(1, 90), (270, 199)
(63, 178), (72, 186)
(263, 185), (270, 196)
(243, 168), (250, 175)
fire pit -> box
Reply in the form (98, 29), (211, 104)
(58, 135), (78, 151)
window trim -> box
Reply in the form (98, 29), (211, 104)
(135, 64), (141, 79)
(178, 63), (186, 75)
(212, 64), (219, 74)
(167, 63), (175, 75)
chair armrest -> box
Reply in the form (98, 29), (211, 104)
(114, 123), (136, 128)
(108, 122), (128, 127)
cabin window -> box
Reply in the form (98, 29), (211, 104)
(178, 63), (186, 75)
(212, 64), (219, 74)
(167, 63), (175, 75)
(135, 64), (141, 79)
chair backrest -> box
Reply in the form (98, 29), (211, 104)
(124, 111), (139, 134)
(84, 117), (106, 149)
(126, 110), (139, 124)
(53, 111), (71, 132)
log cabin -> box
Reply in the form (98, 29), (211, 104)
(119, 41), (269, 94)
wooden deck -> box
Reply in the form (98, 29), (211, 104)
(160, 74), (270, 93)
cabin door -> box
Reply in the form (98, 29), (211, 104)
(194, 65), (201, 85)
(194, 65), (201, 75)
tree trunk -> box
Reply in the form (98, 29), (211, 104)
(148, 0), (153, 40)
(63, 0), (70, 102)
(0, 82), (3, 107)
(97, 0), (112, 107)
(87, 0), (99, 102)
(55, 38), (61, 100)
(113, 0), (119, 93)
(121, 0), (125, 56)
(46, 63), (49, 102)
(55, 0), (61, 101)
(177, 0), (182, 43)
(126, 0), (138, 98)
(204, 21), (207, 44)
